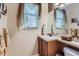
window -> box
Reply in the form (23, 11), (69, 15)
(23, 3), (39, 28)
(54, 8), (66, 29)
(17, 3), (41, 29)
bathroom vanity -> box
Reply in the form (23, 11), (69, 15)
(38, 37), (59, 56)
(38, 35), (79, 56)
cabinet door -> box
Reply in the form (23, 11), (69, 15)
(41, 40), (48, 56)
(48, 40), (58, 56)
(38, 37), (48, 56)
(38, 37), (42, 56)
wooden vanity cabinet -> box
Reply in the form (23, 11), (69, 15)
(38, 37), (47, 56)
(38, 36), (79, 56)
(38, 37), (59, 56)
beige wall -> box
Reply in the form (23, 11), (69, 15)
(7, 3), (49, 56)
(65, 3), (79, 35)
(7, 3), (18, 38)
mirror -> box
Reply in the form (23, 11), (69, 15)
(48, 3), (79, 35)
(47, 3), (68, 35)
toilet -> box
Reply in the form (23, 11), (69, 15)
(64, 47), (79, 56)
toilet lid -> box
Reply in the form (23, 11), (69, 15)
(64, 47), (79, 56)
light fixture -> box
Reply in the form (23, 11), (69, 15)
(54, 3), (60, 6)
(54, 3), (65, 8)
(59, 4), (65, 7)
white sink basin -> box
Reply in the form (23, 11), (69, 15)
(70, 41), (79, 48)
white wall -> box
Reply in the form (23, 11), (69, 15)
(7, 3), (48, 56)
(65, 3), (79, 34)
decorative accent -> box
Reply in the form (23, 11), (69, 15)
(41, 24), (45, 35)
(0, 3), (7, 18)
(71, 18), (77, 23)
(76, 18), (79, 26)
(17, 3), (24, 30)
(70, 29), (77, 37)
(71, 17), (79, 26)
(77, 21), (79, 26)
(51, 25), (53, 34)
(0, 35), (1, 46)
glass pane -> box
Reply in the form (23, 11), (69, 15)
(25, 15), (37, 27)
(23, 3), (38, 28)
(55, 9), (65, 29)
(24, 3), (37, 15)
(56, 10), (64, 18)
(56, 18), (65, 28)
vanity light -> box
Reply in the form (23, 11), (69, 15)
(54, 3), (65, 8)
(59, 4), (65, 7)
(54, 3), (60, 6)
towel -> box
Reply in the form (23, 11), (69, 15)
(0, 28), (9, 56)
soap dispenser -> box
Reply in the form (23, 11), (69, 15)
(41, 24), (45, 35)
(51, 25), (53, 34)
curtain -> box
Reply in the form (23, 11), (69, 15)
(17, 3), (24, 29)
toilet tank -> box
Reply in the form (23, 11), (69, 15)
(63, 47), (79, 56)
